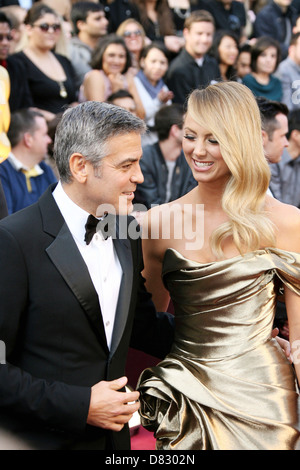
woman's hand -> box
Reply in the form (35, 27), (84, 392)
(109, 73), (127, 93)
(158, 89), (174, 103)
(272, 328), (292, 363)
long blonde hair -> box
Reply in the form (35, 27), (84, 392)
(187, 81), (275, 257)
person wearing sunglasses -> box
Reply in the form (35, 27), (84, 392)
(10, 3), (78, 123)
(116, 18), (148, 73)
(0, 11), (33, 113)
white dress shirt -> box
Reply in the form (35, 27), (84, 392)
(53, 181), (122, 349)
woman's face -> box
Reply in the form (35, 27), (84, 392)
(256, 46), (278, 75)
(141, 47), (168, 85)
(102, 43), (127, 75)
(183, 112), (230, 185)
(27, 13), (61, 50)
(218, 36), (239, 66)
(122, 22), (144, 53)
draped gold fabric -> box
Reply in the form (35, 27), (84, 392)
(138, 248), (300, 450)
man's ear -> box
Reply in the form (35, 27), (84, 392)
(69, 153), (88, 183)
(261, 129), (268, 146)
(23, 132), (33, 148)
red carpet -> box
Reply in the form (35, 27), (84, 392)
(131, 426), (156, 450)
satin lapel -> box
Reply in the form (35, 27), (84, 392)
(45, 218), (109, 354)
(109, 235), (133, 358)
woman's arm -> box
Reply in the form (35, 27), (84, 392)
(274, 202), (300, 382)
(285, 288), (300, 381)
(127, 75), (145, 120)
(141, 208), (170, 312)
(82, 70), (106, 102)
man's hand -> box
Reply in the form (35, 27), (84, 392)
(87, 376), (140, 431)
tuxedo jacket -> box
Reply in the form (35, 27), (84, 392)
(0, 185), (174, 450)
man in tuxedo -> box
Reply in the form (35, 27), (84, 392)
(0, 101), (174, 450)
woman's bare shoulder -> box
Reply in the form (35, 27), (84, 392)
(266, 196), (300, 251)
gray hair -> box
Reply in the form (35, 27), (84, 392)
(53, 101), (146, 183)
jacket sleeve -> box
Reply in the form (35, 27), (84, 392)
(0, 226), (90, 433)
(128, 221), (174, 359)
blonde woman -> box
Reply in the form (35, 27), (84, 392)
(116, 18), (148, 73)
(138, 81), (300, 450)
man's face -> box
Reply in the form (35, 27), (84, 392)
(83, 132), (144, 216)
(184, 21), (214, 59)
(30, 116), (52, 164)
(263, 113), (289, 164)
(82, 10), (108, 38)
(0, 22), (12, 61)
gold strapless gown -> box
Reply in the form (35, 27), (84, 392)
(137, 248), (300, 450)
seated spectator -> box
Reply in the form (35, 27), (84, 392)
(274, 32), (300, 110)
(82, 34), (145, 118)
(243, 36), (283, 101)
(0, 5), (27, 54)
(0, 109), (57, 214)
(69, 2), (109, 90)
(116, 18), (148, 73)
(256, 96), (289, 166)
(106, 89), (138, 115)
(209, 29), (239, 80)
(0, 11), (33, 112)
(202, 0), (247, 40)
(253, 0), (298, 59)
(236, 42), (252, 81)
(11, 4), (78, 123)
(134, 42), (173, 145)
(166, 10), (221, 105)
(134, 104), (197, 209)
(131, 0), (184, 54)
(270, 109), (300, 208)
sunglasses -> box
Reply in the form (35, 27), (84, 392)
(0, 34), (13, 42)
(123, 30), (142, 38)
(32, 23), (61, 32)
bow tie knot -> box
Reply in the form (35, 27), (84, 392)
(84, 214), (112, 244)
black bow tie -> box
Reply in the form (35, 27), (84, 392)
(84, 214), (111, 244)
